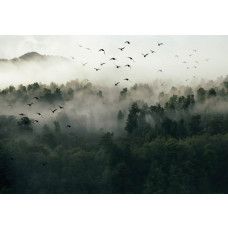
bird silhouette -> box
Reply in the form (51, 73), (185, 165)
(118, 47), (125, 51)
(33, 97), (39, 100)
(85, 47), (91, 51)
(124, 78), (131, 82)
(42, 162), (47, 166)
(142, 53), (149, 58)
(125, 41), (130, 44)
(71, 57), (75, 60)
(110, 58), (116, 60)
(194, 66), (197, 69)
(193, 50), (197, 52)
(174, 54), (179, 58)
(59, 106), (64, 109)
(158, 69), (163, 72)
(127, 57), (135, 62)
(27, 103), (33, 107)
(66, 125), (71, 128)
(158, 42), (164, 46)
(205, 58), (210, 62)
(114, 64), (121, 69)
(34, 120), (39, 123)
(99, 49), (105, 54)
(182, 61), (187, 64)
(51, 109), (57, 113)
(37, 113), (43, 118)
(150, 50), (156, 53)
(78, 45), (83, 48)
(94, 68), (101, 71)
(115, 82), (120, 86)
(19, 113), (24, 116)
(100, 62), (106, 66)
(82, 62), (88, 66)
(125, 64), (131, 69)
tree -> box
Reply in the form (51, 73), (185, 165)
(125, 103), (140, 134)
(189, 115), (202, 135)
(197, 88), (206, 102)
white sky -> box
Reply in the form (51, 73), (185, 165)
(0, 35), (228, 87)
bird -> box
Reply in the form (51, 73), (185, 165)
(37, 113), (43, 118)
(66, 125), (71, 128)
(127, 57), (135, 62)
(205, 58), (210, 62)
(194, 66), (197, 69)
(59, 106), (64, 109)
(182, 61), (187, 64)
(99, 49), (105, 54)
(33, 97), (39, 100)
(78, 45), (83, 48)
(114, 64), (121, 69)
(142, 53), (149, 58)
(118, 47), (125, 51)
(189, 54), (192, 57)
(110, 58), (116, 60)
(115, 82), (120, 86)
(27, 103), (33, 107)
(42, 162), (47, 166)
(51, 109), (57, 113)
(158, 42), (164, 46)
(174, 54), (179, 58)
(82, 62), (88, 66)
(94, 68), (101, 71)
(19, 113), (24, 116)
(71, 57), (75, 60)
(100, 62), (106, 66)
(34, 120), (39, 123)
(85, 47), (91, 51)
(158, 69), (163, 72)
(125, 64), (131, 69)
(150, 50), (156, 53)
(193, 50), (197, 52)
(124, 78), (131, 82)
(125, 41), (130, 44)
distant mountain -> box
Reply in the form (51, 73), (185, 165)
(0, 52), (71, 63)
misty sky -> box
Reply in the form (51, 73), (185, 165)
(0, 35), (228, 88)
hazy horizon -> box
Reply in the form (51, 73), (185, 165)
(0, 35), (228, 88)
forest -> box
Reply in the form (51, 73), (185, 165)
(1, 77), (228, 193)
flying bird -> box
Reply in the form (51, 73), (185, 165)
(110, 58), (116, 60)
(124, 78), (131, 82)
(94, 68), (101, 71)
(27, 103), (33, 107)
(174, 55), (179, 58)
(66, 125), (71, 128)
(59, 106), (64, 109)
(19, 113), (24, 116)
(118, 47), (125, 51)
(150, 50), (156, 53)
(142, 53), (149, 58)
(34, 120), (39, 123)
(82, 62), (88, 66)
(158, 42), (164, 46)
(78, 45), (82, 48)
(193, 50), (197, 52)
(99, 49), (105, 54)
(125, 64), (131, 69)
(182, 61), (187, 64)
(114, 64), (121, 69)
(125, 41), (130, 44)
(205, 58), (210, 62)
(127, 57), (135, 62)
(100, 62), (106, 66)
(51, 109), (57, 113)
(42, 162), (47, 166)
(189, 54), (192, 57)
(194, 66), (197, 69)
(158, 69), (163, 72)
(115, 82), (120, 86)
(37, 113), (43, 118)
(85, 47), (91, 51)
(33, 97), (39, 100)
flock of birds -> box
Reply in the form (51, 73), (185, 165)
(71, 40), (211, 87)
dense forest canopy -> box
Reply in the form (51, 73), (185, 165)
(1, 76), (228, 193)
